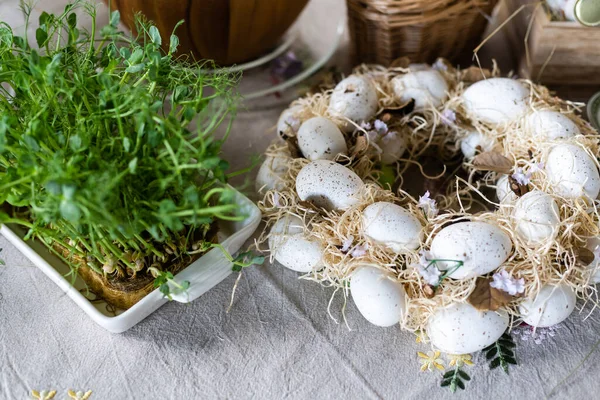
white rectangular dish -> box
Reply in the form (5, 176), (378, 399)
(0, 188), (261, 333)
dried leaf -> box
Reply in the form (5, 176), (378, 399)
(574, 247), (595, 266)
(508, 175), (529, 197)
(389, 56), (411, 69)
(472, 151), (513, 174)
(467, 277), (514, 311)
(461, 66), (492, 82)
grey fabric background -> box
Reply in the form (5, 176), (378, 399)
(1, 0), (599, 399)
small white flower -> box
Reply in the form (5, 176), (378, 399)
(417, 191), (439, 218)
(360, 121), (372, 130)
(490, 270), (525, 296)
(341, 235), (354, 253)
(414, 250), (441, 285)
(530, 162), (545, 173)
(511, 167), (531, 186)
(350, 243), (369, 258)
(441, 109), (456, 125)
(374, 119), (388, 134)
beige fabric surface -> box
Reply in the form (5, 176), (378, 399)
(0, 1), (598, 399)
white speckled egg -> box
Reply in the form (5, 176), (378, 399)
(519, 284), (576, 327)
(460, 130), (496, 159)
(585, 237), (600, 283)
(546, 144), (600, 199)
(430, 221), (512, 279)
(513, 190), (560, 244)
(297, 117), (347, 161)
(378, 131), (407, 164)
(350, 266), (406, 327)
(427, 302), (509, 354)
(391, 70), (448, 110)
(462, 78), (529, 124)
(276, 105), (303, 138)
(296, 160), (364, 211)
(256, 155), (289, 193)
(328, 75), (378, 131)
(362, 202), (423, 252)
(496, 174), (517, 204)
(524, 110), (580, 140)
(268, 215), (323, 273)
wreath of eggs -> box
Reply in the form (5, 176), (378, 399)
(255, 59), (600, 356)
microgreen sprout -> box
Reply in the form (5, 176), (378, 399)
(0, 2), (242, 298)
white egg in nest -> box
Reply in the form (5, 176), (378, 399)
(328, 75), (378, 132)
(460, 130), (496, 159)
(268, 214), (324, 273)
(496, 174), (517, 204)
(462, 78), (529, 124)
(350, 265), (406, 327)
(391, 70), (448, 110)
(256, 154), (290, 194)
(513, 190), (560, 244)
(519, 284), (576, 327)
(585, 236), (600, 283)
(276, 105), (303, 139)
(430, 221), (512, 279)
(524, 110), (580, 140)
(296, 160), (364, 211)
(362, 202), (423, 252)
(427, 302), (509, 354)
(545, 143), (600, 199)
(297, 117), (348, 161)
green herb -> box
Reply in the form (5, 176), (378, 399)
(483, 332), (517, 374)
(440, 366), (471, 393)
(0, 2), (241, 289)
(150, 268), (190, 300)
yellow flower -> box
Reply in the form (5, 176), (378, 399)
(448, 354), (474, 367)
(418, 351), (445, 372)
(31, 390), (57, 400)
(415, 330), (428, 344)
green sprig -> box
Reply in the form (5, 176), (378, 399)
(440, 366), (471, 393)
(483, 332), (517, 374)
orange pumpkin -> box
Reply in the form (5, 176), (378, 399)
(107, 0), (309, 65)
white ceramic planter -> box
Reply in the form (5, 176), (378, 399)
(0, 187), (261, 333)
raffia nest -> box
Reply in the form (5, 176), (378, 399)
(256, 59), (600, 333)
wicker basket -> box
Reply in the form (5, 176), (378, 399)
(347, 0), (499, 65)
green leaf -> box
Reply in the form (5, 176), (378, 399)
(149, 26), (161, 46)
(169, 34), (179, 54)
(443, 370), (454, 379)
(498, 339), (516, 348)
(456, 379), (465, 390)
(60, 199), (81, 222)
(486, 347), (498, 360)
(128, 157), (137, 174)
(457, 370), (470, 381)
(505, 356), (517, 365)
(39, 11), (50, 26)
(490, 358), (501, 369)
(35, 28), (48, 47)
(110, 10), (120, 27)
(67, 13), (77, 29)
(125, 63), (145, 74)
(440, 380), (451, 387)
(123, 137), (131, 152)
(129, 48), (144, 65)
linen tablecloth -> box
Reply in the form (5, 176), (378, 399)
(1, 1), (599, 398)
